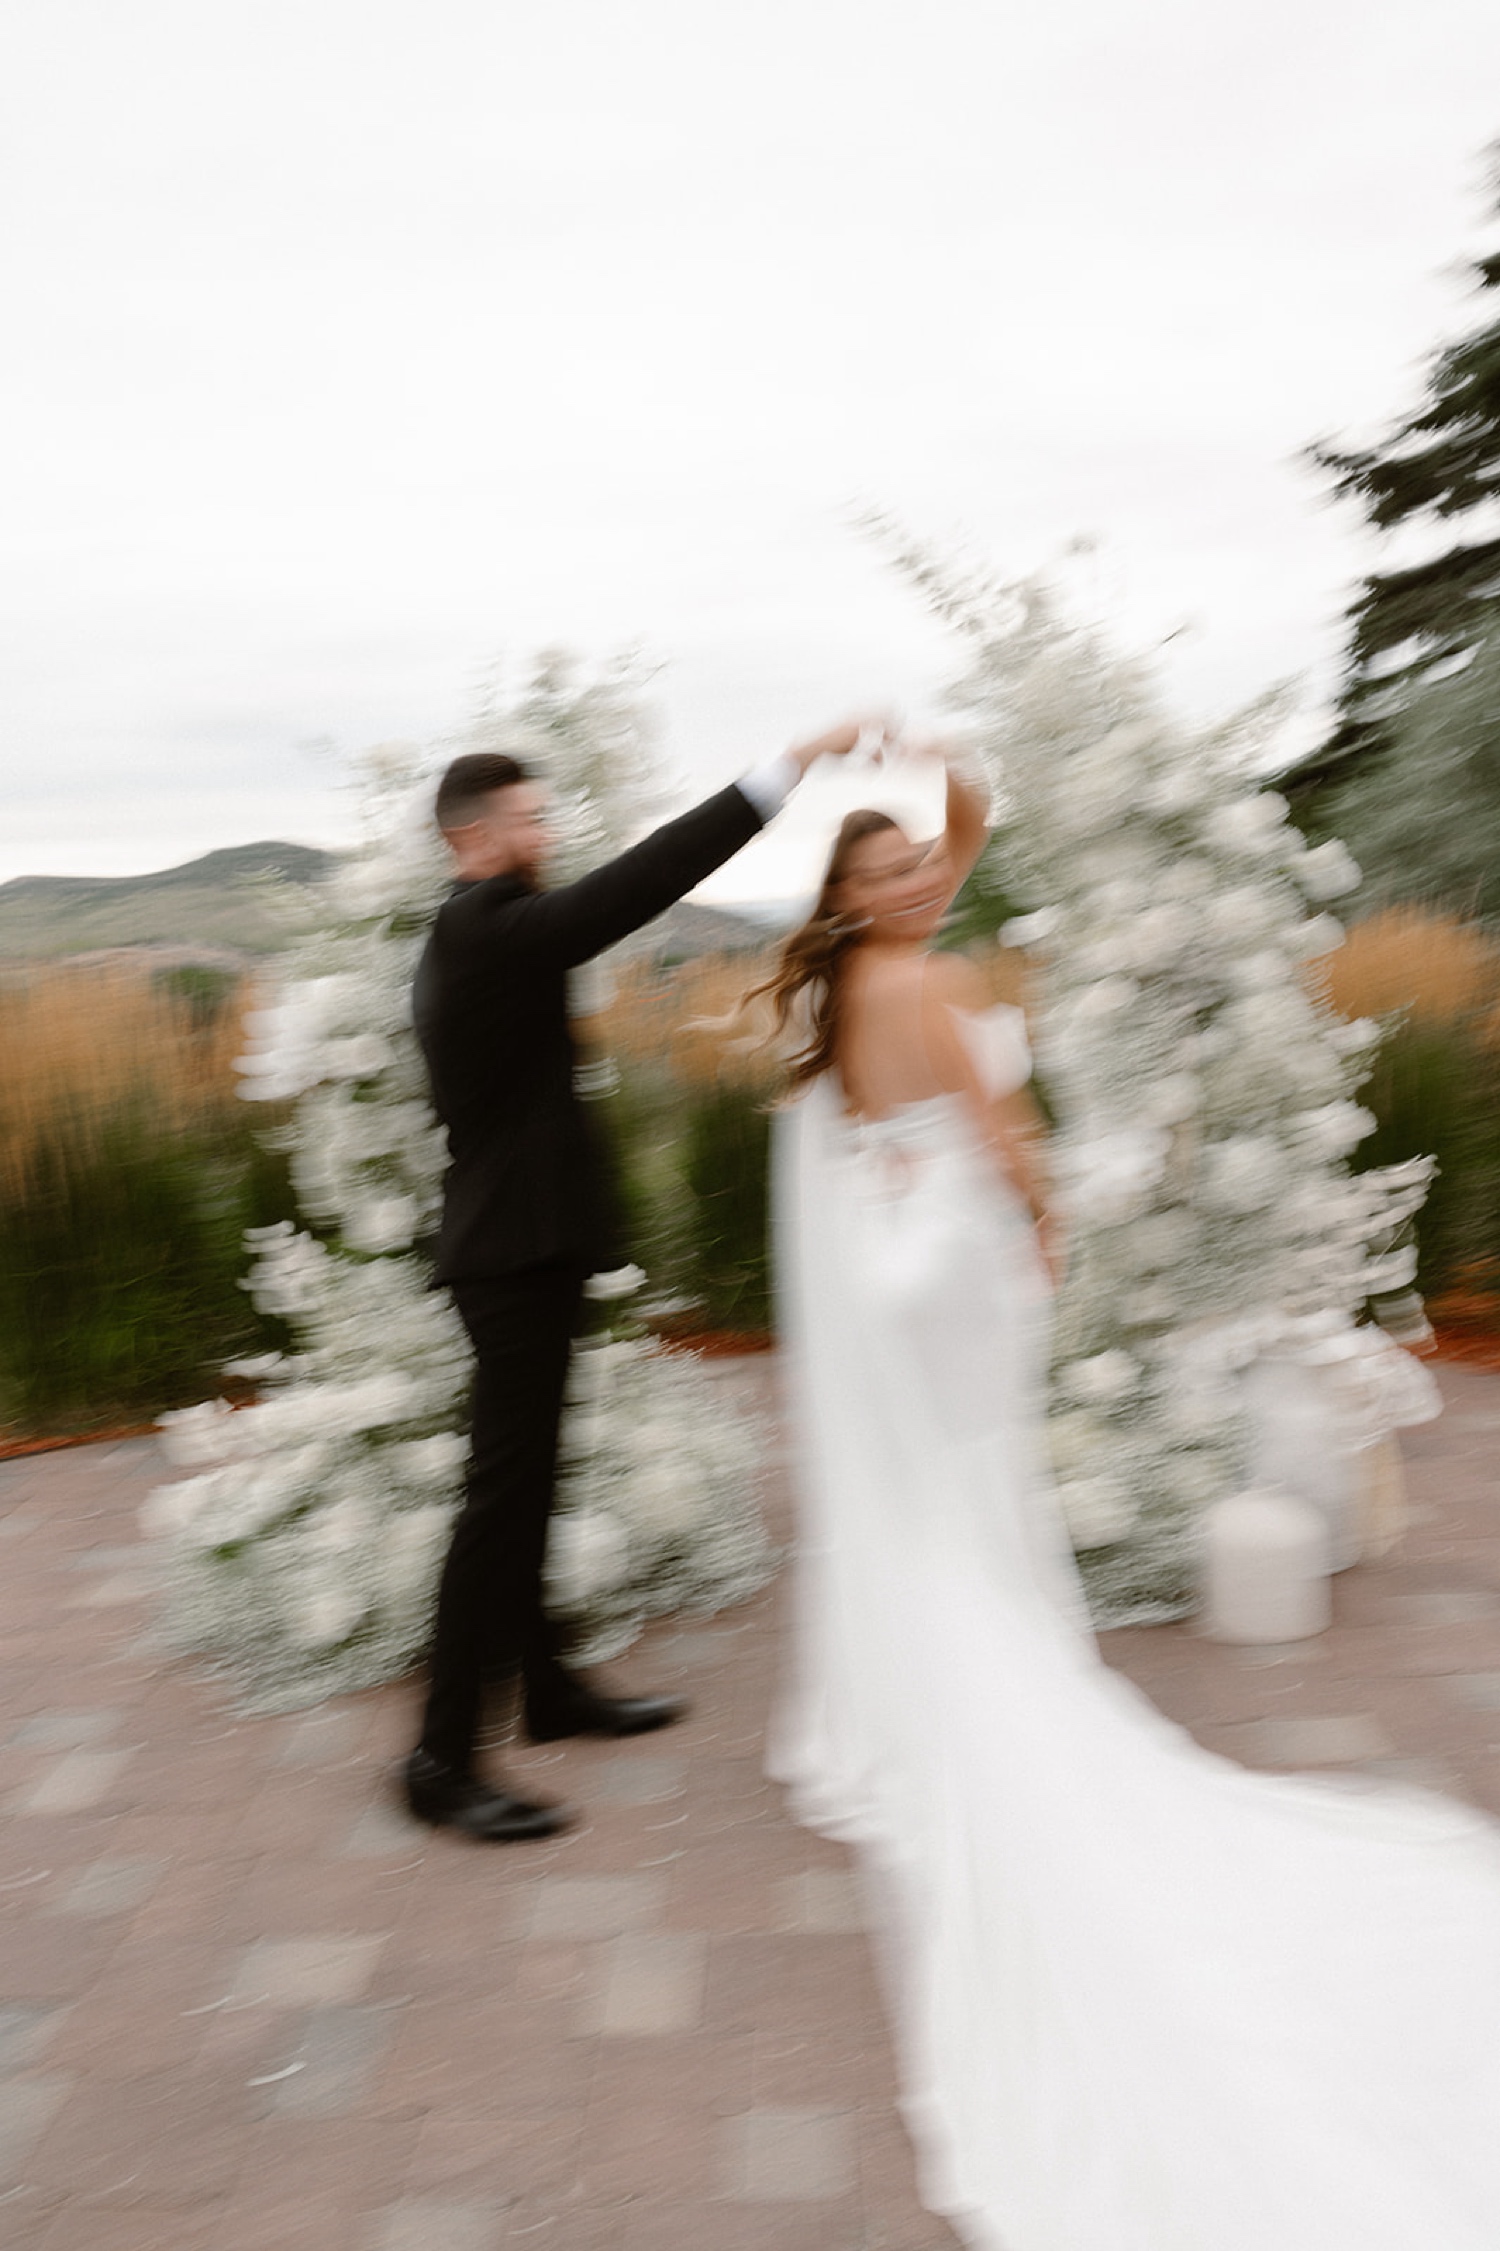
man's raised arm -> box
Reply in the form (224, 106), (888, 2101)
(445, 718), (874, 971)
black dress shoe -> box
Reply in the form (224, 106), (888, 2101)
(402, 1749), (575, 1842)
(523, 1686), (689, 1744)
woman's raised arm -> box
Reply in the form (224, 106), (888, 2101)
(901, 739), (990, 897)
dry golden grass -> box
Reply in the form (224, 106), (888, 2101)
(584, 943), (1037, 1090)
(0, 966), (254, 1198)
(1319, 908), (1500, 1037)
(584, 954), (777, 1086)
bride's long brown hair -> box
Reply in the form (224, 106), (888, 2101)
(743, 808), (900, 1096)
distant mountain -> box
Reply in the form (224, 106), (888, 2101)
(630, 898), (773, 963)
(0, 840), (773, 965)
(0, 842), (337, 960)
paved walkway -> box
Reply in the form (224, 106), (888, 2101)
(2, 1357), (1499, 2250)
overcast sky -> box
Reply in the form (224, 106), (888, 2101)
(4, 0), (1499, 901)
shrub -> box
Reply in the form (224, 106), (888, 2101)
(0, 968), (294, 1433)
(1349, 1015), (1500, 1296)
(679, 1079), (774, 1334)
(1318, 909), (1500, 1296)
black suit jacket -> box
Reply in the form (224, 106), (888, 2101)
(412, 780), (766, 1282)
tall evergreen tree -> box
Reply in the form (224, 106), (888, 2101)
(1290, 151), (1500, 814)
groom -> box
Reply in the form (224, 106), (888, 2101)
(404, 717), (866, 1840)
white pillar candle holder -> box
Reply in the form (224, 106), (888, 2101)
(1201, 1486), (1333, 1644)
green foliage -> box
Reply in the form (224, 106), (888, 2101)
(609, 1064), (774, 1336)
(591, 1070), (692, 1284)
(1308, 630), (1500, 917)
(680, 1082), (773, 1334)
(1354, 1014), (1500, 1296)
(1294, 156), (1500, 808)
(152, 963), (241, 1030)
(0, 1108), (295, 1434)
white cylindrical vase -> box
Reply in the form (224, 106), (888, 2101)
(1240, 1354), (1365, 1571)
(1201, 1486), (1333, 1644)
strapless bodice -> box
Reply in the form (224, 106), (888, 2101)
(951, 1000), (1032, 1099)
(836, 1001), (1033, 1148)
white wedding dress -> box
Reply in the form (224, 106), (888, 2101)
(767, 1002), (1500, 2251)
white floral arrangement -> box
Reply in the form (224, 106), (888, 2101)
(546, 1335), (775, 1664)
(141, 659), (774, 1711)
(886, 534), (1440, 1620)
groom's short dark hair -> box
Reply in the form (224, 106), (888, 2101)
(434, 752), (533, 831)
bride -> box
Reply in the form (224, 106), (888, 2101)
(756, 740), (1500, 2251)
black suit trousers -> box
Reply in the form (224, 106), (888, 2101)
(419, 1261), (587, 1771)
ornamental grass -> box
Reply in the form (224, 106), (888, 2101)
(0, 965), (293, 1435)
(1316, 908), (1500, 1303)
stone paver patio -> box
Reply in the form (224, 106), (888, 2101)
(1, 1355), (1498, 2249)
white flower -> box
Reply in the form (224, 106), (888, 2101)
(1062, 1350), (1141, 1404)
(1145, 768), (1213, 818)
(1206, 885), (1280, 944)
(1054, 736), (1141, 833)
(1160, 1384), (1231, 1440)
(247, 1230), (328, 1319)
(394, 1433), (468, 1489)
(1097, 721), (1157, 761)
(291, 1577), (368, 1651)
(1164, 1454), (1222, 1508)
(156, 1397), (237, 1466)
(1047, 1411), (1105, 1476)
(141, 1474), (215, 1540)
(1297, 1101), (1375, 1159)
(1202, 1135), (1284, 1213)
(306, 1497), (374, 1555)
(1120, 1280), (1180, 1326)
(1057, 1475), (1139, 1548)
(1126, 1208), (1193, 1266)
(1000, 909), (1059, 949)
(620, 1458), (703, 1536)
(1206, 791), (1290, 857)
(584, 1263), (647, 1301)
(1071, 975), (1140, 1023)
(562, 1411), (609, 1459)
(1328, 1015), (1380, 1059)
(1142, 1073), (1200, 1127)
(235, 975), (367, 1100)
(344, 1196), (419, 1254)
(1220, 988), (1316, 1047)
(545, 1508), (630, 1608)
(320, 1033), (394, 1081)
(382, 1505), (453, 1595)
(1296, 839), (1362, 901)
(1056, 1127), (1171, 1224)
(1119, 903), (1197, 973)
(583, 1337), (644, 1373)
(618, 1418), (680, 1468)
(1228, 949), (1288, 993)
(1158, 854), (1216, 899)
(1290, 915), (1344, 960)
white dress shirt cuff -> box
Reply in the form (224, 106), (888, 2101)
(736, 749), (801, 823)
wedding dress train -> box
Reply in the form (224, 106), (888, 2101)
(767, 1004), (1500, 2251)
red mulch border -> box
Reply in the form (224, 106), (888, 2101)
(0, 1331), (776, 1461)
(4, 1316), (1493, 1462)
(0, 1423), (161, 1462)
